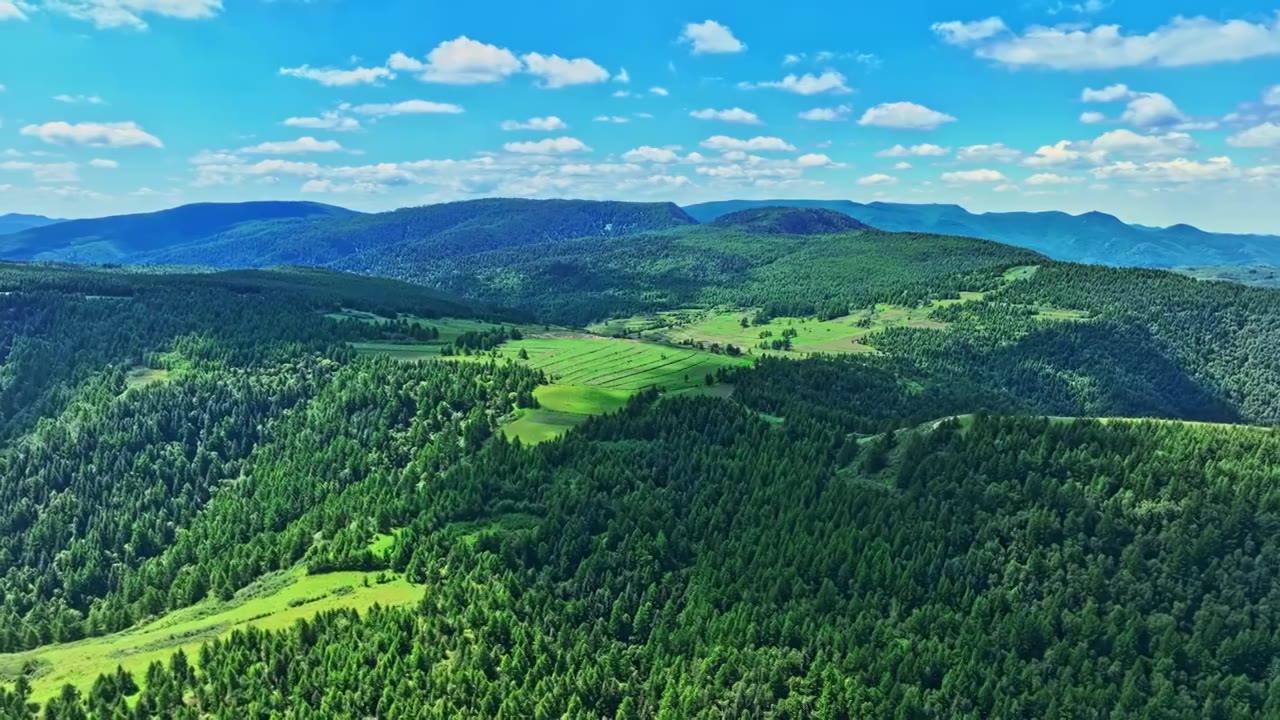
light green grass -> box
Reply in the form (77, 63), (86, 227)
(124, 367), (171, 390)
(332, 312), (550, 358)
(534, 383), (632, 415)
(1002, 265), (1040, 281)
(0, 567), (419, 706)
(503, 408), (590, 444)
(350, 341), (444, 360)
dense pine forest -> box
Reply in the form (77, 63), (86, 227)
(1, 203), (1279, 718)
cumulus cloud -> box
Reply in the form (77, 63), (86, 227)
(521, 53), (611, 88)
(857, 173), (898, 185)
(956, 143), (1022, 163)
(285, 111), (361, 132)
(690, 107), (762, 124)
(1227, 122), (1280, 148)
(740, 71), (851, 95)
(280, 64), (393, 87)
(622, 146), (680, 163)
(593, 115), (630, 123)
(500, 116), (567, 131)
(614, 68), (630, 84)
(20, 121), (163, 148)
(1081, 84), (1133, 102)
(1087, 129), (1196, 156)
(1265, 85), (1280, 106)
(1092, 156), (1238, 183)
(700, 135), (796, 152)
(350, 100), (464, 116)
(502, 136), (591, 154)
(239, 137), (344, 154)
(935, 14), (1280, 69)
(1026, 172), (1083, 185)
(797, 104), (852, 121)
(680, 20), (746, 54)
(858, 102), (956, 130)
(930, 17), (1008, 45)
(941, 169), (1008, 183)
(89, 158), (118, 168)
(893, 161), (912, 170)
(795, 153), (838, 167)
(1080, 111), (1107, 124)
(649, 86), (670, 96)
(875, 143), (949, 158)
(390, 37), (522, 84)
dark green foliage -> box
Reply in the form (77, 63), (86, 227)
(709, 206), (870, 234)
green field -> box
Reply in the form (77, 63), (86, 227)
(491, 337), (749, 443)
(332, 311), (550, 359)
(0, 568), (419, 705)
(123, 366), (171, 390)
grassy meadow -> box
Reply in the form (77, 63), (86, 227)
(0, 568), (419, 705)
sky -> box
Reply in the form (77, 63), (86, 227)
(2, 1), (1280, 233)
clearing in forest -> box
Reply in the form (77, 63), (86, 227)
(0, 568), (419, 705)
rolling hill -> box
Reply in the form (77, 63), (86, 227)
(0, 213), (61, 235)
(685, 199), (1280, 268)
(0, 201), (356, 263)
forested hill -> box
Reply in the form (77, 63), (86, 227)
(0, 201), (354, 264)
(1, 253), (1279, 717)
(685, 198), (1280, 268)
(0, 214), (60, 236)
(0, 198), (696, 270)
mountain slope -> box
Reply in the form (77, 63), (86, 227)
(0, 201), (356, 263)
(0, 214), (61, 235)
(710, 206), (871, 234)
(684, 199), (1280, 268)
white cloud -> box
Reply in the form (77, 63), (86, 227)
(20, 121), (163, 148)
(782, 53), (802, 65)
(521, 53), (611, 88)
(939, 14), (1280, 69)
(859, 102), (956, 130)
(52, 94), (105, 104)
(500, 116), (567, 131)
(622, 146), (680, 163)
(391, 37), (522, 85)
(893, 161), (912, 170)
(690, 107), (762, 124)
(1024, 140), (1102, 167)
(700, 135), (796, 152)
(1026, 172), (1083, 185)
(1080, 111), (1107, 124)
(503, 136), (591, 154)
(649, 86), (670, 96)
(280, 64), (393, 87)
(797, 104), (852, 121)
(284, 111), (361, 132)
(593, 115), (630, 123)
(0, 160), (81, 183)
(680, 19), (746, 54)
(742, 71), (851, 95)
(1081, 84), (1133, 102)
(89, 158), (118, 168)
(1092, 156), (1238, 183)
(647, 174), (691, 187)
(613, 68), (631, 84)
(875, 143), (949, 158)
(1227, 122), (1280, 148)
(37, 0), (221, 30)
(956, 143), (1022, 163)
(239, 137), (344, 154)
(795, 153), (837, 167)
(1265, 85), (1280, 106)
(857, 173), (898, 185)
(350, 100), (464, 116)
(941, 169), (1008, 183)
(0, 1), (29, 21)
(931, 17), (1008, 45)
(1088, 129), (1196, 157)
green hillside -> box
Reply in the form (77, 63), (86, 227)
(1, 203), (1279, 718)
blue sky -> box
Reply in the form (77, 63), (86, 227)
(2, 0), (1280, 233)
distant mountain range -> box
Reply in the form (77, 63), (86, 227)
(685, 200), (1280, 268)
(1, 197), (1278, 271)
(0, 201), (354, 263)
(0, 213), (62, 236)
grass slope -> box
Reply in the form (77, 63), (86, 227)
(0, 567), (418, 705)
